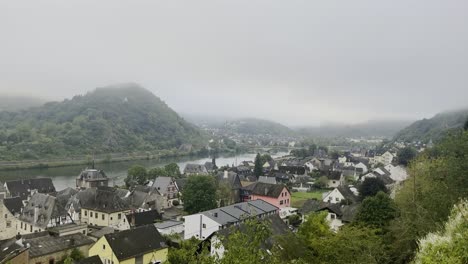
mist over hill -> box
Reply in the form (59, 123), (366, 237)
(393, 108), (468, 143)
(0, 95), (45, 112)
(0, 84), (205, 160)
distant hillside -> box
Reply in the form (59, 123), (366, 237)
(393, 108), (468, 143)
(222, 118), (295, 137)
(0, 95), (45, 112)
(297, 120), (413, 139)
(0, 84), (205, 160)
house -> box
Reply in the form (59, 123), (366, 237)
(20, 231), (94, 264)
(241, 182), (291, 208)
(322, 186), (359, 204)
(79, 187), (131, 227)
(5, 178), (56, 201)
(115, 209), (162, 231)
(183, 199), (278, 240)
(89, 225), (168, 264)
(183, 164), (208, 175)
(76, 168), (109, 189)
(372, 151), (394, 166)
(55, 187), (80, 222)
(124, 185), (164, 212)
(326, 171), (343, 188)
(216, 171), (242, 204)
(268, 171), (294, 184)
(207, 214), (290, 259)
(0, 199), (17, 240)
(0, 237), (29, 264)
(354, 162), (368, 174)
(151, 177), (179, 208)
(300, 199), (359, 231)
(17, 193), (72, 235)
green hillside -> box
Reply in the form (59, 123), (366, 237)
(0, 84), (205, 160)
(223, 118), (295, 136)
(393, 108), (468, 143)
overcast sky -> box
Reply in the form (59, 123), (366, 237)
(1, 1), (467, 126)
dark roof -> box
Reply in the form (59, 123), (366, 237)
(175, 178), (187, 191)
(201, 200), (278, 226)
(0, 238), (27, 263)
(125, 209), (162, 228)
(104, 225), (167, 261)
(25, 233), (94, 258)
(3, 196), (23, 215)
(75, 255), (103, 264)
(337, 186), (358, 203)
(183, 164), (207, 174)
(19, 193), (67, 228)
(242, 182), (288, 198)
(317, 203), (343, 216)
(300, 199), (327, 215)
(80, 187), (130, 213)
(6, 178), (56, 200)
(341, 204), (360, 222)
(77, 169), (107, 181)
(216, 171), (242, 189)
(328, 171), (342, 180)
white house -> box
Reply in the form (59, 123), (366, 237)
(354, 162), (368, 174)
(372, 151), (394, 166)
(322, 186), (358, 204)
(183, 200), (278, 240)
(154, 220), (184, 236)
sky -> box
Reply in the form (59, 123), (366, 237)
(1, 0), (467, 126)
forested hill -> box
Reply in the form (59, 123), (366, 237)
(222, 118), (295, 136)
(393, 108), (468, 143)
(0, 84), (205, 160)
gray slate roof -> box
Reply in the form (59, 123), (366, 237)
(242, 182), (288, 198)
(24, 232), (94, 258)
(201, 199), (278, 226)
(19, 193), (67, 228)
(151, 177), (174, 195)
(6, 178), (56, 200)
(79, 187), (130, 213)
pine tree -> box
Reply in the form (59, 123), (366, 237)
(254, 153), (263, 178)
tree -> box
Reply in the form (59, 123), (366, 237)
(254, 153), (263, 178)
(355, 191), (398, 229)
(182, 175), (217, 214)
(167, 237), (214, 264)
(412, 200), (468, 264)
(125, 165), (148, 187)
(359, 177), (387, 199)
(397, 146), (417, 166)
(315, 176), (329, 189)
(147, 167), (166, 179)
(165, 163), (182, 178)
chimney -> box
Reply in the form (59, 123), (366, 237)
(223, 170), (228, 179)
(34, 206), (39, 223)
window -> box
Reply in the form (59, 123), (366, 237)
(333, 181), (336, 184)
(30, 225), (33, 232)
(6, 221), (11, 228)
(280, 200), (284, 205)
(103, 244), (106, 250)
(84, 210), (87, 216)
(21, 222), (23, 228)
(118, 213), (121, 220)
(95, 213), (98, 219)
(90, 212), (93, 217)
(110, 217), (113, 221)
(102, 214), (105, 220)
(202, 223), (206, 228)
(4, 214), (7, 218)
(330, 214), (336, 219)
(49, 259), (55, 264)
(335, 197), (339, 202)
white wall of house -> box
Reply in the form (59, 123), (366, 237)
(355, 162), (368, 174)
(157, 223), (184, 236)
(0, 202), (16, 239)
(115, 215), (131, 231)
(322, 189), (345, 204)
(326, 212), (344, 231)
(183, 214), (221, 240)
(327, 178), (341, 188)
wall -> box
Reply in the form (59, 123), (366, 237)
(89, 237), (119, 264)
(0, 201), (17, 240)
(157, 224), (184, 236)
(183, 214), (220, 240)
(6, 249), (29, 264)
(322, 189), (345, 204)
(81, 209), (131, 227)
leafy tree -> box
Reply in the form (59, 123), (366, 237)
(254, 153), (263, 178)
(315, 176), (329, 189)
(125, 165), (148, 187)
(464, 117), (468, 131)
(397, 146), (417, 166)
(412, 200), (468, 264)
(182, 175), (217, 214)
(359, 177), (387, 199)
(147, 167), (167, 179)
(165, 163), (182, 178)
(167, 237), (214, 264)
(355, 191), (398, 229)
(216, 182), (233, 207)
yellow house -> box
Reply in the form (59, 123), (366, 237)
(89, 225), (168, 264)
(80, 187), (131, 227)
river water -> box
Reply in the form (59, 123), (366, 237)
(0, 152), (289, 191)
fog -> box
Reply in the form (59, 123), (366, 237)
(1, 0), (467, 126)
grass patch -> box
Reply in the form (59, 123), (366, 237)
(291, 190), (327, 208)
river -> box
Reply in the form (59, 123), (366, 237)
(0, 151), (289, 191)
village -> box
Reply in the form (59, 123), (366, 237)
(0, 140), (416, 264)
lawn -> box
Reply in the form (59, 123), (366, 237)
(291, 190), (327, 208)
